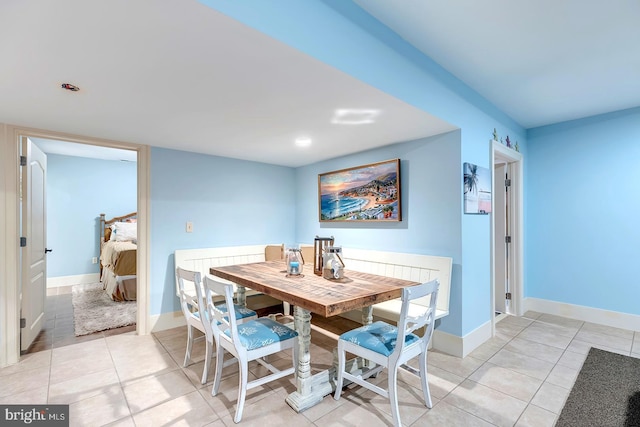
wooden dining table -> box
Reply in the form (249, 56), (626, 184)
(210, 260), (419, 413)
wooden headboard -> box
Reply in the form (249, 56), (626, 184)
(99, 212), (137, 274)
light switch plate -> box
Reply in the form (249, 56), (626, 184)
(186, 222), (193, 233)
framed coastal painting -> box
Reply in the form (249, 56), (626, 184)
(318, 158), (401, 222)
(463, 162), (492, 214)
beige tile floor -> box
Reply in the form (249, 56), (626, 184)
(2, 311), (639, 426)
(24, 285), (136, 354)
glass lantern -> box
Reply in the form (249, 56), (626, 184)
(322, 246), (345, 279)
(285, 246), (304, 276)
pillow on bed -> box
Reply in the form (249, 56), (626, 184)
(111, 221), (137, 242)
(104, 227), (112, 241)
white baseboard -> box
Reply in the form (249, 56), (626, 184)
(524, 297), (640, 331)
(150, 310), (186, 333)
(462, 320), (492, 357)
(47, 273), (100, 288)
(431, 329), (462, 357)
(432, 320), (491, 358)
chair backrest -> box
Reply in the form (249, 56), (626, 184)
(202, 275), (240, 347)
(176, 267), (212, 334)
(176, 267), (202, 315)
(265, 244), (284, 261)
(394, 279), (440, 357)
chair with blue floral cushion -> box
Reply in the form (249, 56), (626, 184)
(176, 267), (257, 384)
(334, 279), (440, 427)
(203, 275), (299, 423)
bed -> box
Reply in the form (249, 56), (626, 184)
(99, 212), (137, 301)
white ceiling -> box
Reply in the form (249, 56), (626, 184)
(2, 1), (638, 164)
(0, 0), (454, 166)
(355, 0), (640, 128)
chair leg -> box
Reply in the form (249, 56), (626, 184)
(201, 339), (212, 384)
(183, 325), (193, 367)
(333, 342), (345, 400)
(211, 345), (225, 396)
(234, 359), (249, 423)
(388, 368), (401, 427)
(419, 351), (433, 408)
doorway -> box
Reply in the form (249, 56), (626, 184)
(22, 137), (138, 352)
(1, 125), (150, 366)
(491, 140), (523, 332)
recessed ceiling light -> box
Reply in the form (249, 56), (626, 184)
(332, 109), (380, 125)
(295, 137), (312, 147)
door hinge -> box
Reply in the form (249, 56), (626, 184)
(505, 292), (512, 300)
(20, 155), (27, 166)
(20, 237), (27, 247)
(20, 318), (26, 328)
(505, 179), (511, 187)
(505, 236), (511, 244)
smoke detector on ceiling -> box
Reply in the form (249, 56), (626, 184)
(61, 83), (80, 92)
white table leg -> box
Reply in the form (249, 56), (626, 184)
(361, 305), (373, 325)
(236, 284), (246, 307)
(285, 305), (376, 412)
(285, 306), (332, 412)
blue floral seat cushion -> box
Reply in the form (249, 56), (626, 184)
(339, 321), (419, 356)
(215, 303), (257, 320)
(223, 318), (298, 350)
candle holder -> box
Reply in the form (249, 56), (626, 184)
(323, 246), (345, 280)
(285, 245), (304, 277)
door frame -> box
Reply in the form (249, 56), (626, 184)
(1, 124), (150, 367)
(490, 140), (523, 333)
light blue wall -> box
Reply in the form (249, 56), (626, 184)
(295, 131), (463, 334)
(150, 148), (296, 316)
(46, 154), (137, 277)
(526, 107), (640, 315)
(198, 0), (527, 336)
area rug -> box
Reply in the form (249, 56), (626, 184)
(72, 283), (136, 336)
(556, 347), (640, 427)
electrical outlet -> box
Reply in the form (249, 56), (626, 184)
(92, 257), (98, 264)
(186, 222), (193, 233)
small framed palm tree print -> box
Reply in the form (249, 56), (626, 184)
(464, 162), (492, 214)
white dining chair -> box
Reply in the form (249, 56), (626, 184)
(203, 275), (299, 423)
(176, 267), (257, 384)
(333, 279), (440, 427)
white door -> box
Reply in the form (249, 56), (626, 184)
(494, 163), (508, 314)
(20, 137), (48, 351)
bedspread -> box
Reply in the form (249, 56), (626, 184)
(101, 241), (137, 276)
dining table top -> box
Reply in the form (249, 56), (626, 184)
(209, 260), (419, 317)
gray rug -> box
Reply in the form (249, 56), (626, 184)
(72, 283), (136, 336)
(556, 347), (640, 427)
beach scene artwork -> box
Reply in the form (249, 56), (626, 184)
(319, 159), (401, 222)
(464, 162), (492, 214)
